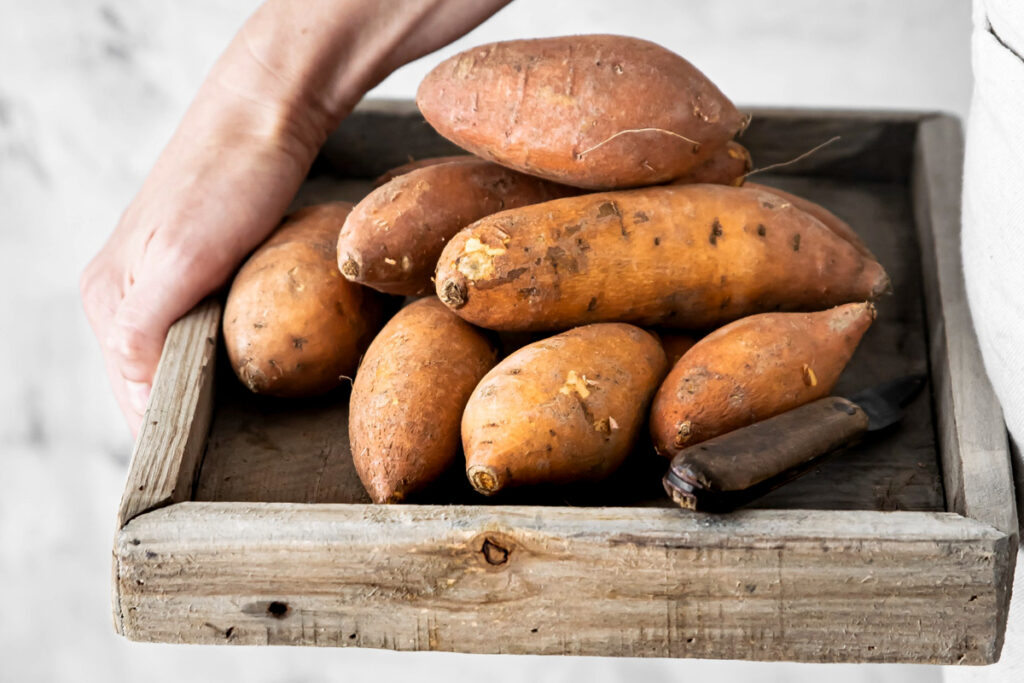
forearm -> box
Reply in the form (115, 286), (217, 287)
(206, 0), (510, 151)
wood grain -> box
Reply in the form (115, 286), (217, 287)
(116, 299), (220, 528)
(194, 368), (370, 505)
(114, 502), (1011, 664)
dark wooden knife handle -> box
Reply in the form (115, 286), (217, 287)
(663, 396), (869, 511)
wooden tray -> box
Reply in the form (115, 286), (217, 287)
(111, 102), (1016, 665)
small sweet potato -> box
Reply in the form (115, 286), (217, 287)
(436, 184), (889, 331)
(745, 182), (874, 259)
(372, 155), (475, 188)
(349, 298), (498, 503)
(463, 323), (668, 495)
(670, 141), (751, 187)
(649, 302), (875, 457)
(417, 35), (746, 190)
(339, 159), (575, 296)
(223, 203), (385, 397)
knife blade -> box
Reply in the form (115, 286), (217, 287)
(662, 374), (926, 512)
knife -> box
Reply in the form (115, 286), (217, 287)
(662, 374), (926, 512)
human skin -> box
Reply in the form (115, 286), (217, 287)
(80, 0), (509, 435)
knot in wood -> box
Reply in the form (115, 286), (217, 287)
(481, 536), (510, 565)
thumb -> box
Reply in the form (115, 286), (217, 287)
(107, 253), (218, 387)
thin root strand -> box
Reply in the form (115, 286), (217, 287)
(575, 128), (702, 159)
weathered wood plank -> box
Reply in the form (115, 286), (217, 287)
(320, 101), (926, 182)
(116, 299), (220, 528)
(911, 116), (1016, 535)
(911, 115), (1017, 655)
(194, 373), (370, 505)
(114, 502), (1011, 664)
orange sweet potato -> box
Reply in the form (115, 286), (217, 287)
(224, 203), (386, 397)
(435, 184), (889, 331)
(463, 323), (668, 495)
(670, 141), (751, 187)
(349, 298), (498, 503)
(744, 182), (874, 259)
(417, 35), (746, 190)
(339, 158), (575, 296)
(372, 155), (475, 188)
(649, 302), (875, 457)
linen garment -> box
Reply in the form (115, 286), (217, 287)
(945, 0), (1024, 680)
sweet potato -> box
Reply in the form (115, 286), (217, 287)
(649, 302), (875, 457)
(744, 182), (874, 259)
(372, 155), (475, 188)
(436, 184), (889, 331)
(463, 323), (668, 495)
(349, 298), (498, 503)
(416, 35), (746, 190)
(339, 158), (575, 296)
(223, 202), (385, 397)
(670, 141), (751, 187)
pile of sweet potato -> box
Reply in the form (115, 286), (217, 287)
(223, 35), (886, 504)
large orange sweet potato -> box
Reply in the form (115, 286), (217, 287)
(649, 302), (875, 456)
(435, 184), (889, 331)
(463, 323), (667, 495)
(349, 298), (498, 503)
(417, 35), (746, 190)
(223, 203), (385, 397)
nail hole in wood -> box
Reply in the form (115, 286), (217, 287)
(267, 601), (289, 618)
(225, 627), (235, 639)
(968, 595), (978, 602)
(686, 637), (695, 644)
(349, 633), (357, 640)
(481, 537), (509, 565)
(530, 628), (538, 633)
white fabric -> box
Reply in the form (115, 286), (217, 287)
(945, 1), (1024, 680)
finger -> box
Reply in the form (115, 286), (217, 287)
(107, 243), (219, 385)
(103, 354), (145, 438)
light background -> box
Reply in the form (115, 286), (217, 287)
(0, 1), (972, 681)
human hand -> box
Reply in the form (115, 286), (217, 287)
(81, 0), (510, 435)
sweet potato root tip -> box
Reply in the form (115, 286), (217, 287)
(468, 465), (501, 495)
(673, 420), (693, 448)
(440, 279), (467, 308)
(871, 270), (892, 298)
(339, 257), (359, 279)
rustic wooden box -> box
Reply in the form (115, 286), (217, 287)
(112, 103), (1017, 665)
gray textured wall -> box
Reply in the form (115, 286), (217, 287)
(1, 1), (968, 680)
